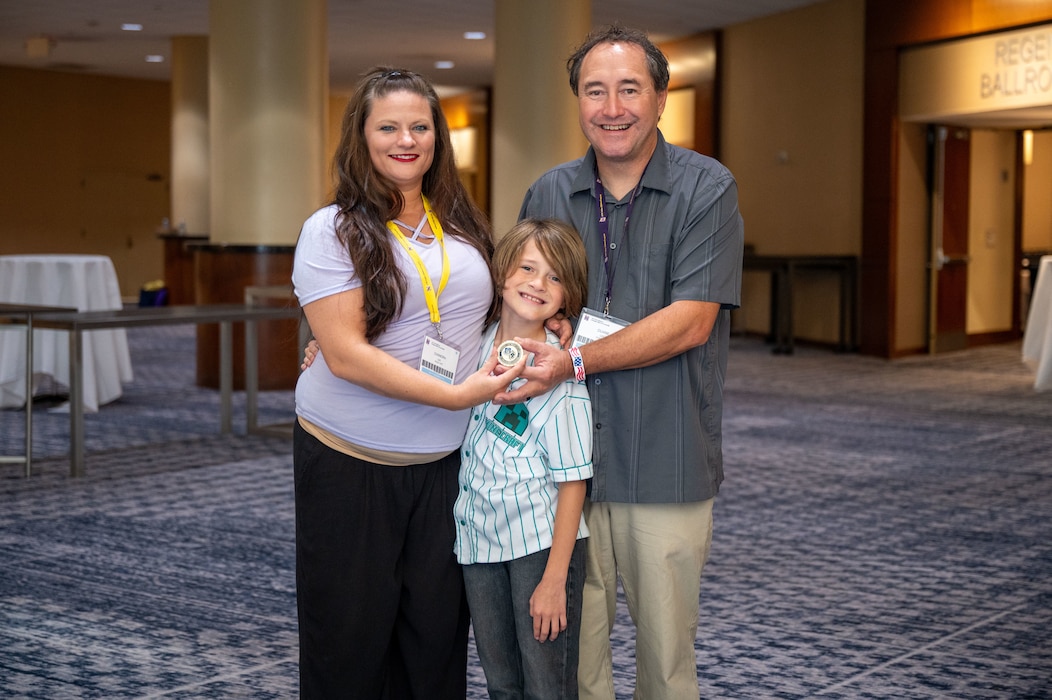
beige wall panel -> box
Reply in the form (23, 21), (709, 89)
(722, 0), (865, 343)
(1023, 130), (1052, 251)
(83, 172), (167, 295)
(967, 130), (1016, 334)
(0, 66), (170, 298)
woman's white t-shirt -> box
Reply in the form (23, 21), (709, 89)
(293, 204), (492, 454)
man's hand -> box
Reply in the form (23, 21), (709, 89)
(454, 347), (527, 409)
(546, 315), (573, 348)
(493, 337), (573, 405)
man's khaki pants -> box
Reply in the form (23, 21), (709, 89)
(578, 498), (714, 700)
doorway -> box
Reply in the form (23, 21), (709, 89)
(907, 124), (1020, 355)
(896, 24), (1052, 356)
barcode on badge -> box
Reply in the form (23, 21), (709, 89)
(421, 359), (454, 381)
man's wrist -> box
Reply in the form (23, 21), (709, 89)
(568, 346), (586, 382)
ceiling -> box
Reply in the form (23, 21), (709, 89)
(5, 1), (1047, 128)
(0, 0), (827, 94)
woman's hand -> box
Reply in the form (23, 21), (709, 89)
(300, 339), (321, 370)
(301, 289), (528, 411)
(302, 335), (525, 411)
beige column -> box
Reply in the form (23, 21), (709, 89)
(491, 0), (590, 235)
(194, 0), (327, 390)
(208, 0), (328, 245)
(170, 35), (209, 234)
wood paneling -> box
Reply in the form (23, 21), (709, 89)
(662, 31), (720, 158)
(161, 234), (208, 306)
(193, 246), (298, 390)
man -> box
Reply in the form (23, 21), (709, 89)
(496, 24), (744, 699)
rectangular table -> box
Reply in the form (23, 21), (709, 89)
(743, 254), (859, 354)
(0, 303), (77, 477)
(32, 304), (303, 477)
(1022, 255), (1052, 391)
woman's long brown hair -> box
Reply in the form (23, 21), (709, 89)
(331, 67), (493, 340)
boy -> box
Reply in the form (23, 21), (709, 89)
(454, 218), (592, 699)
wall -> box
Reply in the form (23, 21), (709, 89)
(325, 94), (349, 199)
(722, 0), (865, 345)
(895, 122), (930, 352)
(1023, 130), (1052, 252)
(0, 66), (170, 298)
(0, 68), (483, 300)
(967, 129), (1016, 335)
(439, 89), (492, 218)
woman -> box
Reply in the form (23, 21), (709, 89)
(292, 67), (522, 699)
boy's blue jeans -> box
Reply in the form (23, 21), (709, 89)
(463, 539), (586, 699)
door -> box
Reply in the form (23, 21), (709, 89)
(929, 126), (971, 353)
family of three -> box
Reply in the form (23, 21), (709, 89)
(292, 23), (744, 700)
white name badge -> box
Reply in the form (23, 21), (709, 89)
(571, 307), (630, 348)
(420, 335), (460, 385)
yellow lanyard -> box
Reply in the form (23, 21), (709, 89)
(386, 195), (450, 328)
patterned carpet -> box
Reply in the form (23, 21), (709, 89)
(1, 325), (1050, 698)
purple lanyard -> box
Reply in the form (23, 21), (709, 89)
(594, 176), (642, 316)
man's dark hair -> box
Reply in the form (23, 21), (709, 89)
(566, 24), (670, 96)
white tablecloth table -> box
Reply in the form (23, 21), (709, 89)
(1022, 255), (1052, 392)
(0, 254), (133, 411)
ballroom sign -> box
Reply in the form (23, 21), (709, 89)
(900, 23), (1052, 122)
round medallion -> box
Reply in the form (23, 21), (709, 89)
(497, 340), (524, 367)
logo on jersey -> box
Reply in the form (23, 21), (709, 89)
(484, 403), (529, 449)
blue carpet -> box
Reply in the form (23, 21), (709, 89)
(2, 326), (1051, 698)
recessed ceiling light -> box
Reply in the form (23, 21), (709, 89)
(121, 23), (143, 31)
(145, 55), (164, 63)
(435, 60), (454, 70)
(464, 32), (486, 40)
